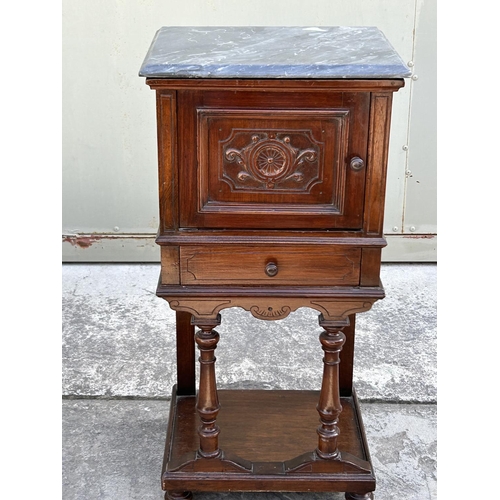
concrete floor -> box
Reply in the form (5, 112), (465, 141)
(62, 263), (437, 500)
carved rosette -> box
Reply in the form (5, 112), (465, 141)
(223, 131), (321, 191)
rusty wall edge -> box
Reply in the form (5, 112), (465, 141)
(62, 235), (160, 263)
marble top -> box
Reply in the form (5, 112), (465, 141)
(139, 26), (411, 79)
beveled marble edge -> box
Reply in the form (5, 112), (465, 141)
(139, 26), (411, 79)
(139, 63), (410, 79)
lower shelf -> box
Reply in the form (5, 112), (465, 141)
(162, 386), (375, 494)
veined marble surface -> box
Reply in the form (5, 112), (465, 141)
(139, 26), (411, 79)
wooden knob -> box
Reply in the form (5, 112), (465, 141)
(350, 156), (365, 171)
(265, 262), (278, 277)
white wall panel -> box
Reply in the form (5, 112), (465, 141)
(62, 0), (436, 261)
(403, 0), (437, 235)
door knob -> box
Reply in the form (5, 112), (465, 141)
(350, 156), (365, 171)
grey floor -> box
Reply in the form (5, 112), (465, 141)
(62, 263), (437, 500)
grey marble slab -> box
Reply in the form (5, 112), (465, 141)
(139, 26), (411, 79)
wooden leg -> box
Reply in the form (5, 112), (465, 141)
(176, 311), (196, 396)
(165, 491), (193, 500)
(345, 492), (374, 500)
(316, 314), (348, 459)
(193, 314), (222, 459)
(339, 313), (356, 397)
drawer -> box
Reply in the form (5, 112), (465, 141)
(179, 246), (361, 286)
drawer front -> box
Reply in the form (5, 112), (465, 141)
(178, 89), (369, 230)
(180, 246), (361, 286)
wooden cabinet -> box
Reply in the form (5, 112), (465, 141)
(140, 26), (410, 499)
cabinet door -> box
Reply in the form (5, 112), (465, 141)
(178, 89), (369, 230)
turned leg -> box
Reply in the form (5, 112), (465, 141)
(316, 314), (348, 459)
(345, 493), (374, 500)
(193, 314), (222, 459)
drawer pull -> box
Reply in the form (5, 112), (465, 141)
(350, 156), (365, 171)
(265, 262), (278, 277)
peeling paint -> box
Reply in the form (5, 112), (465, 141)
(62, 235), (103, 248)
(62, 234), (158, 249)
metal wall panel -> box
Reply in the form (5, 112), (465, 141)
(62, 0), (436, 262)
(402, 0), (437, 235)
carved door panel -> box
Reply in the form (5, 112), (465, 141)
(178, 90), (369, 229)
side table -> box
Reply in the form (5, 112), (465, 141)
(139, 26), (410, 500)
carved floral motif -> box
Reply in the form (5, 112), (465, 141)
(222, 131), (322, 191)
(249, 305), (292, 320)
(163, 297), (379, 322)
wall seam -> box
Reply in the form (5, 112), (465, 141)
(402, 0), (420, 234)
